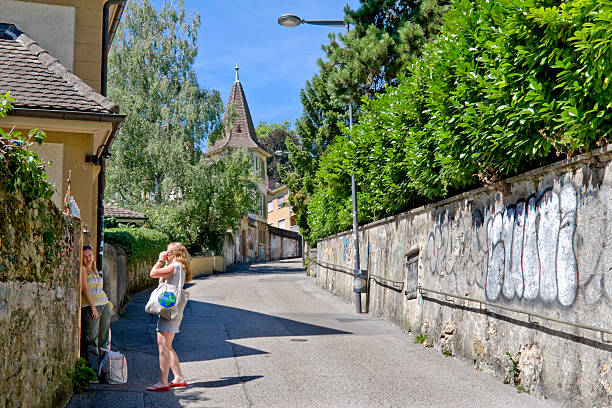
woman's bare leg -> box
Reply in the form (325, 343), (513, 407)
(154, 331), (174, 386)
(169, 346), (184, 384)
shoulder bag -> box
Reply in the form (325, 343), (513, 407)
(145, 262), (188, 320)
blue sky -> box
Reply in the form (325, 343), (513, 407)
(151, 0), (360, 128)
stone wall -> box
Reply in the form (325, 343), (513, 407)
(192, 256), (214, 277)
(126, 256), (157, 294)
(269, 225), (302, 261)
(102, 243), (158, 315)
(0, 190), (82, 408)
(102, 243), (127, 314)
(313, 145), (612, 407)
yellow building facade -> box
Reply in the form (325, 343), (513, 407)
(267, 184), (297, 231)
(0, 1), (125, 261)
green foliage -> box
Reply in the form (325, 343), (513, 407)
(322, 0), (451, 104)
(287, 1), (448, 245)
(106, 0), (223, 205)
(308, 0), (612, 241)
(103, 216), (118, 229)
(442, 348), (453, 357)
(505, 352), (525, 392)
(0, 92), (54, 204)
(106, 0), (256, 254)
(285, 71), (349, 242)
(105, 226), (169, 263)
(144, 148), (258, 254)
(70, 358), (97, 394)
(255, 120), (296, 180)
(415, 333), (428, 344)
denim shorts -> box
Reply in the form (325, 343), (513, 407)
(157, 314), (182, 333)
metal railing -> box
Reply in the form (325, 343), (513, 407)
(314, 260), (404, 289)
(313, 259), (610, 342)
(314, 260), (364, 277)
(418, 286), (612, 343)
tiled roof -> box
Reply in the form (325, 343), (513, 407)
(104, 204), (146, 220)
(0, 24), (118, 114)
(205, 72), (270, 157)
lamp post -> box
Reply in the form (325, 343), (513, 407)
(279, 14), (365, 313)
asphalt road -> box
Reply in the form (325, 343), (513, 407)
(67, 259), (563, 408)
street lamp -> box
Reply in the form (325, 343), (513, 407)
(277, 14), (348, 28)
(279, 14), (366, 314)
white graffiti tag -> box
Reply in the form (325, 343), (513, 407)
(486, 184), (578, 305)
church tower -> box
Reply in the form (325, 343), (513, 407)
(206, 66), (271, 263)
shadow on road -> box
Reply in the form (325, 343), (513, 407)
(187, 375), (263, 388)
(112, 292), (351, 364)
(68, 261), (342, 407)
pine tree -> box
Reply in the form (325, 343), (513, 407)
(286, 0), (450, 243)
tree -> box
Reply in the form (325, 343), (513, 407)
(287, 0), (450, 244)
(106, 0), (223, 205)
(255, 120), (297, 180)
(321, 0), (451, 106)
(146, 149), (258, 254)
(284, 71), (348, 241)
(105, 0), (256, 253)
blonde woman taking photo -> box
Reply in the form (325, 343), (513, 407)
(147, 242), (191, 392)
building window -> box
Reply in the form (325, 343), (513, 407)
(278, 194), (286, 207)
(253, 155), (265, 179)
(405, 250), (419, 300)
(268, 200), (274, 212)
(258, 194), (265, 217)
(278, 219), (286, 229)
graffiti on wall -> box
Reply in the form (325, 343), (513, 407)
(485, 183), (578, 305)
(343, 236), (350, 262)
(425, 183), (581, 306)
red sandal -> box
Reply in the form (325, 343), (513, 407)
(169, 381), (187, 388)
(146, 384), (170, 392)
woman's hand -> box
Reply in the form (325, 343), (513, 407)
(159, 251), (168, 262)
(91, 307), (99, 319)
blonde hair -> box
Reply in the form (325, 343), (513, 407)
(168, 242), (191, 283)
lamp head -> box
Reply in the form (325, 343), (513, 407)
(101, 147), (112, 159)
(278, 14), (303, 28)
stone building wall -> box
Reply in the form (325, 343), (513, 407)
(0, 190), (82, 408)
(313, 145), (612, 407)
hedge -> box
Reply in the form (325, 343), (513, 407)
(104, 227), (169, 263)
(308, 0), (612, 241)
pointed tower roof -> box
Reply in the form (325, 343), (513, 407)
(205, 65), (271, 157)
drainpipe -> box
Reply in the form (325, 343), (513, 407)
(97, 0), (126, 269)
(102, 0), (126, 96)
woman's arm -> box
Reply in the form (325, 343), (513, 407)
(80, 266), (99, 319)
(150, 263), (176, 279)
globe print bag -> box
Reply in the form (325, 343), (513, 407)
(145, 263), (186, 320)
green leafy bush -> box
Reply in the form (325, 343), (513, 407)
(105, 226), (169, 263)
(308, 0), (612, 242)
(70, 358), (97, 394)
(0, 92), (54, 204)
